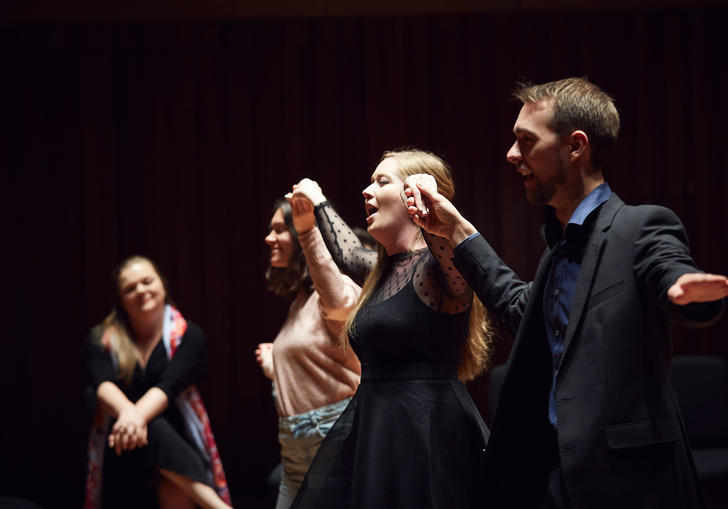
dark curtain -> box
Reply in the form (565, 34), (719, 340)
(1, 9), (726, 507)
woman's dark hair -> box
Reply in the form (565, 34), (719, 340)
(265, 198), (313, 300)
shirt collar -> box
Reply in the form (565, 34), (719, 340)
(568, 182), (612, 226)
(545, 182), (612, 247)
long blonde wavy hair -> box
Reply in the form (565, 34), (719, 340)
(343, 149), (494, 381)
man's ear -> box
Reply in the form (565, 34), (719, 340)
(569, 130), (589, 162)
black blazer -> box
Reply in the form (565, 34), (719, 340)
(455, 193), (724, 509)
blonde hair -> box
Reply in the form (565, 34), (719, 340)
(343, 149), (494, 381)
(94, 255), (170, 387)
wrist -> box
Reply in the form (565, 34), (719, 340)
(448, 219), (477, 248)
(311, 194), (326, 206)
(119, 400), (136, 414)
(135, 387), (168, 423)
(295, 223), (316, 235)
(313, 200), (330, 213)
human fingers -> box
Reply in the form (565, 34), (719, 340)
(687, 281), (728, 302)
(120, 429), (131, 451)
(669, 274), (728, 304)
(289, 196), (316, 233)
(415, 182), (438, 205)
(125, 436), (137, 451)
(406, 200), (420, 219)
(139, 424), (148, 446)
(410, 174), (437, 192)
(293, 178), (326, 205)
(127, 429), (145, 450)
(289, 190), (313, 206)
(288, 196), (301, 214)
(690, 273), (728, 285)
(113, 433), (122, 455)
(404, 194), (420, 221)
(111, 421), (127, 439)
(667, 284), (685, 304)
(403, 177), (425, 215)
(119, 421), (138, 449)
(292, 196), (315, 217)
(409, 209), (428, 229)
(290, 196), (313, 213)
(415, 176), (438, 215)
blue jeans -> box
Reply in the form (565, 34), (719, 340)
(274, 398), (351, 509)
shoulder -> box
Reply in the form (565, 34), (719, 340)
(87, 324), (116, 350)
(612, 202), (685, 232)
(86, 325), (103, 343)
(610, 202), (691, 257)
(85, 325), (116, 360)
(618, 203), (680, 220)
(183, 320), (206, 342)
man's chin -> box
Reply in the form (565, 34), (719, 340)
(526, 189), (549, 206)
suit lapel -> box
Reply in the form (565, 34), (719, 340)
(558, 194), (624, 371)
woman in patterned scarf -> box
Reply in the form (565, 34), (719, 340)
(85, 255), (231, 509)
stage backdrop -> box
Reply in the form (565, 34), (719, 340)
(2, 8), (727, 508)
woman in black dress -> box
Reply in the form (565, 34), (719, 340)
(85, 255), (231, 509)
(290, 149), (494, 508)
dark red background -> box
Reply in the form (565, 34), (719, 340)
(2, 3), (727, 507)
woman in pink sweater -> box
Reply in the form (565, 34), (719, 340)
(255, 197), (361, 509)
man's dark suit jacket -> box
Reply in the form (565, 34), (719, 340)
(454, 193), (724, 509)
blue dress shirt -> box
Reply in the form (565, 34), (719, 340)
(544, 182), (612, 427)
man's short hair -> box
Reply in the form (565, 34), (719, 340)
(513, 77), (620, 170)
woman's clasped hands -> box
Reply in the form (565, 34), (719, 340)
(108, 404), (148, 455)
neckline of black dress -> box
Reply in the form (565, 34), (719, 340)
(388, 247), (428, 263)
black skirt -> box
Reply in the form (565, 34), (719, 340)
(292, 363), (490, 509)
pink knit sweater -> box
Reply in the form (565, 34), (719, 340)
(271, 226), (361, 417)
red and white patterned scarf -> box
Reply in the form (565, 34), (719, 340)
(84, 305), (231, 507)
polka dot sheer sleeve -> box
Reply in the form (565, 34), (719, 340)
(314, 201), (377, 287)
(369, 231), (473, 315)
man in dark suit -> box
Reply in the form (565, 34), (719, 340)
(404, 77), (728, 508)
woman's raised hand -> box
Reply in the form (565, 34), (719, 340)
(403, 174), (475, 243)
(291, 178), (327, 207)
(402, 174), (445, 233)
(402, 174), (437, 214)
(286, 178), (324, 233)
(286, 194), (316, 234)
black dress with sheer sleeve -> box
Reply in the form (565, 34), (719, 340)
(296, 204), (490, 508)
